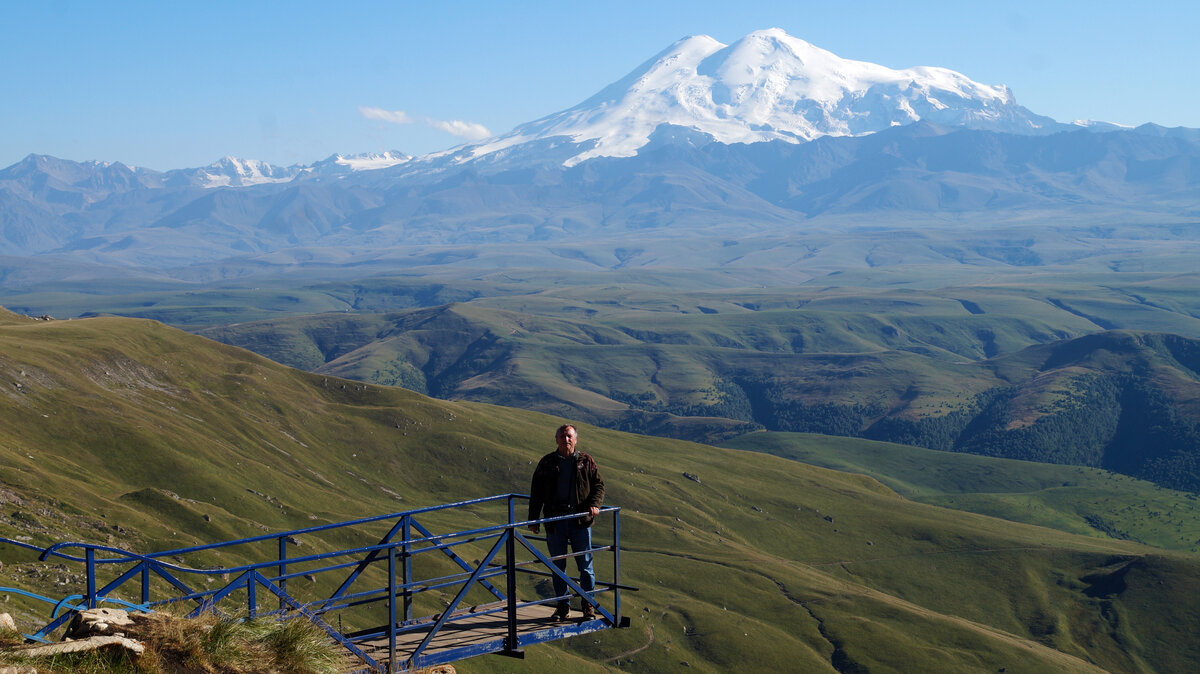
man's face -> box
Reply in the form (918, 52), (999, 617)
(556, 428), (577, 454)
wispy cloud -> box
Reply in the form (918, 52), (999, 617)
(358, 106), (413, 124)
(360, 105), (492, 141)
(426, 118), (492, 140)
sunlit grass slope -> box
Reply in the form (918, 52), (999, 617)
(12, 269), (1200, 470)
(0, 308), (1198, 672)
(723, 431), (1200, 553)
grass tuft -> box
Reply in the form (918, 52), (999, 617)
(0, 612), (343, 674)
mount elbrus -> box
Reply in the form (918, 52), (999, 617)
(1, 28), (1197, 276)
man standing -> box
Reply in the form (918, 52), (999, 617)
(528, 423), (605, 621)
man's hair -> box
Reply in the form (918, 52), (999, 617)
(555, 424), (576, 439)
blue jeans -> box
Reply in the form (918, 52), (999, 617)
(545, 519), (595, 604)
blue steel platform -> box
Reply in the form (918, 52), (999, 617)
(0, 494), (633, 672)
(351, 601), (616, 673)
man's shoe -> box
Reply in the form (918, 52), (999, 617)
(580, 604), (597, 620)
(550, 602), (570, 622)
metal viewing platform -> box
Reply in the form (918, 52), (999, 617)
(0, 494), (633, 672)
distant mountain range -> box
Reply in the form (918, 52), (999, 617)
(1, 28), (1198, 280)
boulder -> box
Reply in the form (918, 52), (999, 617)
(62, 607), (150, 640)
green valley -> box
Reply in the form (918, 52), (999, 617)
(151, 267), (1200, 492)
(723, 432), (1200, 553)
(1, 310), (1200, 672)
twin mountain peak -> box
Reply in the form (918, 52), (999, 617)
(4, 28), (1128, 179)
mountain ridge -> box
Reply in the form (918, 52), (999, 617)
(1, 28), (1198, 279)
(2, 124), (1198, 272)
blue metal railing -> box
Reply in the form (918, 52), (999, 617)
(0, 493), (632, 672)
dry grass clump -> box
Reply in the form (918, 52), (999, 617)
(0, 625), (25, 650)
(0, 611), (344, 674)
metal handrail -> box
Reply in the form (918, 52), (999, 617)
(0, 493), (633, 673)
(36, 493), (518, 564)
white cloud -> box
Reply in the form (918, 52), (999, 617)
(426, 118), (492, 140)
(359, 105), (492, 142)
(359, 106), (413, 125)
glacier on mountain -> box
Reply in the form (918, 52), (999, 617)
(313, 151), (412, 173)
(467, 28), (1059, 166)
(176, 157), (303, 188)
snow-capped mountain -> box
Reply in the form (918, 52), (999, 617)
(165, 156), (304, 188)
(312, 151), (411, 173)
(466, 28), (1061, 166)
(2, 28), (1197, 276)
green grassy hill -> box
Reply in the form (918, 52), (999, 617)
(9, 268), (1200, 482)
(199, 287), (1200, 491)
(722, 431), (1200, 553)
(2, 309), (1200, 672)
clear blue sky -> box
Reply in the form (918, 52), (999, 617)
(3, 0), (1196, 170)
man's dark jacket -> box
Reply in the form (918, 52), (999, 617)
(528, 450), (605, 528)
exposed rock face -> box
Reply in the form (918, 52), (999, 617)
(0, 608), (148, 663)
(21, 635), (145, 658)
(62, 607), (146, 640)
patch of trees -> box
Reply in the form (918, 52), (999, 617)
(371, 361), (429, 393)
(1158, 333), (1200, 379)
(953, 378), (1122, 466)
(724, 373), (1200, 493)
(862, 390), (1003, 450)
(735, 377), (885, 436)
(609, 409), (760, 444)
(611, 378), (755, 423)
(1108, 380), (1200, 492)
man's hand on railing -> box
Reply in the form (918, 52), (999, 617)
(529, 505), (599, 534)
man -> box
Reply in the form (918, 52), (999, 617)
(527, 423), (606, 621)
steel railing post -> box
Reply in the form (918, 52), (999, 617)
(402, 515), (412, 624)
(505, 524), (518, 651)
(85, 547), (96, 609)
(278, 537), (288, 612)
(388, 545), (397, 672)
(141, 561), (150, 605)
(614, 509), (622, 625)
(247, 571), (257, 619)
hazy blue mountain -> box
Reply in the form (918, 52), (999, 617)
(2, 29), (1198, 279)
(2, 123), (1198, 273)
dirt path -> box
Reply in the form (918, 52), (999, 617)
(603, 604), (671, 663)
(807, 545), (1051, 568)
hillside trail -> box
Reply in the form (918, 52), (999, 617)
(603, 604), (671, 664)
(807, 545), (1060, 568)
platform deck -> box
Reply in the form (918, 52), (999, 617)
(350, 601), (609, 672)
